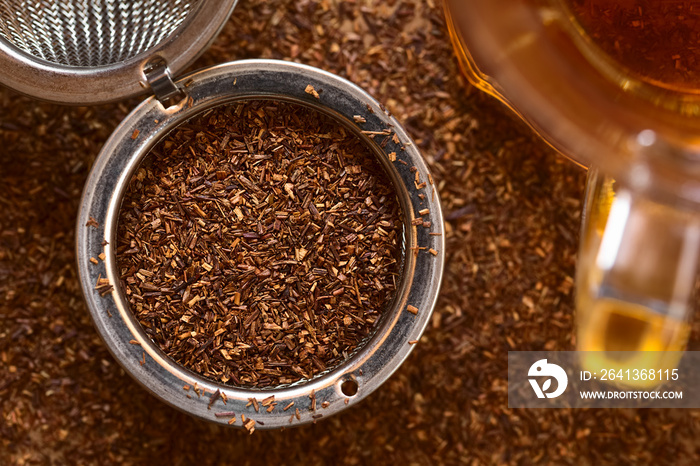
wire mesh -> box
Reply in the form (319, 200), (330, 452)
(0, 0), (194, 67)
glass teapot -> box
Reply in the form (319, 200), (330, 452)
(445, 0), (700, 371)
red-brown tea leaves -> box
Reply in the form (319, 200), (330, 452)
(116, 100), (403, 388)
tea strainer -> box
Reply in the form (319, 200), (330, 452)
(0, 0), (235, 104)
(0, 1), (445, 429)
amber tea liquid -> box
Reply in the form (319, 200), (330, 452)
(448, 0), (700, 96)
(445, 0), (700, 376)
(567, 0), (699, 373)
(566, 0), (700, 93)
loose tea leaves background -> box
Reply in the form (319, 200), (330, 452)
(1, 0), (699, 464)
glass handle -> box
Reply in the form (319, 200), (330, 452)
(576, 168), (699, 374)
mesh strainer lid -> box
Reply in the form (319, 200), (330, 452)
(0, 0), (237, 104)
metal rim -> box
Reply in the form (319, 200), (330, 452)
(76, 59), (445, 429)
(0, 0), (237, 104)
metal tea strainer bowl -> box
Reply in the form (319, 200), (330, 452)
(0, 1), (445, 429)
(76, 60), (445, 428)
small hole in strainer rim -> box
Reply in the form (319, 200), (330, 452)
(340, 379), (359, 397)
